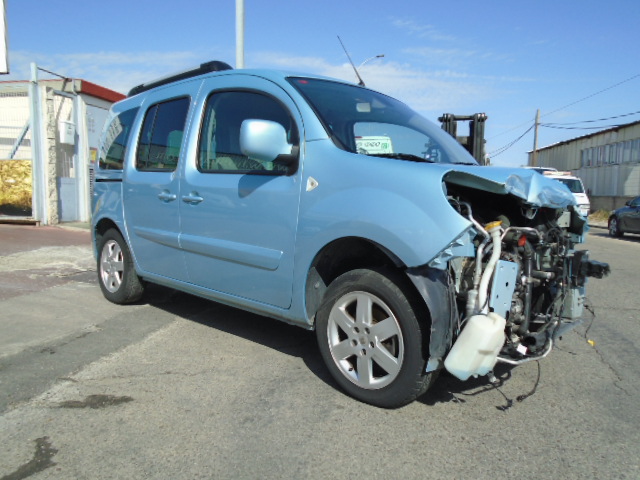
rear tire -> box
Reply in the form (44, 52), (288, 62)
(316, 268), (433, 408)
(97, 229), (144, 304)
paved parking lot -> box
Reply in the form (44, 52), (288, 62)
(0, 224), (638, 479)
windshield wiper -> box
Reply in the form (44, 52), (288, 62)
(368, 153), (436, 163)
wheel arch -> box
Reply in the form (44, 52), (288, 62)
(304, 236), (456, 375)
(93, 217), (124, 257)
(304, 236), (424, 322)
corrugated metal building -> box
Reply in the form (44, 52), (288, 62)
(527, 120), (640, 212)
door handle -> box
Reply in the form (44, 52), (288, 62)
(182, 192), (204, 205)
(158, 191), (177, 202)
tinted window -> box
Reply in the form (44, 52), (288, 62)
(98, 107), (139, 170)
(136, 97), (190, 171)
(198, 91), (294, 174)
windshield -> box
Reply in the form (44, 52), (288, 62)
(288, 77), (477, 165)
(556, 178), (585, 194)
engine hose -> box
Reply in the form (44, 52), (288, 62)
(496, 339), (553, 365)
(478, 221), (503, 314)
(460, 202), (491, 318)
(518, 239), (534, 335)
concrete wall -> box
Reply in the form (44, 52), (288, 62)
(590, 195), (636, 213)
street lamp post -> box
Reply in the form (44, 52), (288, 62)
(236, 0), (244, 68)
(359, 54), (384, 69)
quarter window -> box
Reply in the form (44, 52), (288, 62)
(136, 97), (190, 171)
(98, 107), (139, 170)
(198, 91), (294, 174)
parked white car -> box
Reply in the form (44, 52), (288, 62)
(543, 171), (590, 217)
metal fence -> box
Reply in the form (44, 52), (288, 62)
(0, 88), (31, 160)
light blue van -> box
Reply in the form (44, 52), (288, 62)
(92, 61), (609, 407)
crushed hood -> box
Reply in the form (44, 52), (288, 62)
(442, 166), (576, 209)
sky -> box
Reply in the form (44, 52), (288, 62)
(2, 0), (639, 167)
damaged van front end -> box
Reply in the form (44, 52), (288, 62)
(410, 167), (610, 381)
(93, 67), (611, 407)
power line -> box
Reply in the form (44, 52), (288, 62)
(541, 109), (640, 126)
(542, 73), (640, 118)
(487, 117), (535, 141)
(542, 124), (627, 130)
(488, 73), (640, 151)
(489, 124), (534, 157)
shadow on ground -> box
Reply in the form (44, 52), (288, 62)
(139, 283), (529, 408)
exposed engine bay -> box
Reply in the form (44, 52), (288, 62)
(442, 183), (610, 380)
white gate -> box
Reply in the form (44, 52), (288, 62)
(0, 87), (33, 219)
(0, 70), (111, 225)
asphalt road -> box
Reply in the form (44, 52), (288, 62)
(0, 224), (638, 479)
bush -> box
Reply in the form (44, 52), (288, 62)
(0, 159), (33, 216)
(589, 209), (610, 223)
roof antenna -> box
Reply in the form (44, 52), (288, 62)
(337, 35), (365, 87)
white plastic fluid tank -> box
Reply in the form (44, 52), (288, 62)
(444, 312), (507, 381)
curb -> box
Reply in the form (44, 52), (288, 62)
(58, 222), (91, 232)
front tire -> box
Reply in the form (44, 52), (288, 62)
(609, 217), (623, 237)
(97, 229), (144, 304)
(316, 268), (433, 408)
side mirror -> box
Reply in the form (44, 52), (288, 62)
(240, 119), (298, 172)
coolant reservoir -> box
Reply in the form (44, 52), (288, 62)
(444, 312), (506, 381)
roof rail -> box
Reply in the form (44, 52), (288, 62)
(127, 60), (233, 97)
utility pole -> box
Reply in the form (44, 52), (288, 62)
(531, 109), (540, 166)
(235, 0), (245, 68)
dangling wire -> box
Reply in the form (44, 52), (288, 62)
(516, 361), (541, 402)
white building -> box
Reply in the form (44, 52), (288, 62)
(0, 77), (124, 224)
(528, 120), (640, 212)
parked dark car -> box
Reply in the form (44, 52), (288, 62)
(609, 196), (640, 237)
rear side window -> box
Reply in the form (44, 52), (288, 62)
(136, 97), (190, 171)
(98, 107), (139, 170)
(198, 91), (294, 174)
